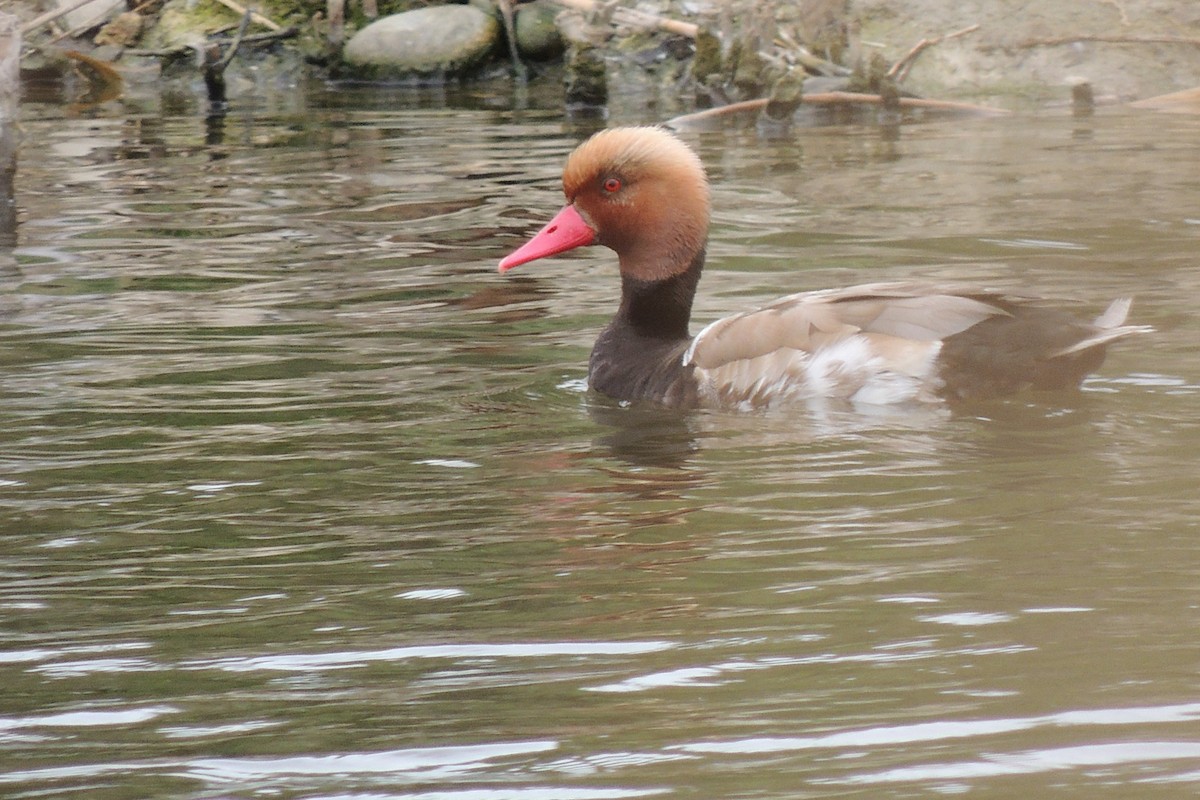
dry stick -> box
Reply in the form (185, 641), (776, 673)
(551, 0), (698, 39)
(665, 91), (1008, 127)
(888, 23), (981, 82)
(211, 0), (283, 33)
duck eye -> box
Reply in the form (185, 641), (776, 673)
(602, 177), (622, 193)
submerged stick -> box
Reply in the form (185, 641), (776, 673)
(204, 10), (252, 106)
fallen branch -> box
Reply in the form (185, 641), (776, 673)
(666, 90), (1008, 127)
(888, 24), (980, 82)
(551, 0), (698, 39)
(1006, 33), (1200, 49)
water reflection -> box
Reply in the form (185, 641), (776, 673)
(587, 402), (700, 468)
(2, 81), (1198, 799)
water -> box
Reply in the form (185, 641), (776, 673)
(2, 76), (1198, 798)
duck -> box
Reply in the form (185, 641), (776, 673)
(498, 126), (1149, 410)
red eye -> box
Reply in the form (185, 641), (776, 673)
(603, 177), (622, 193)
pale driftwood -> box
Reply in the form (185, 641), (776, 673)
(21, 0), (102, 34)
(888, 24), (981, 82)
(666, 90), (1008, 127)
(551, 0), (699, 39)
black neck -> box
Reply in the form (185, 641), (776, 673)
(616, 248), (705, 341)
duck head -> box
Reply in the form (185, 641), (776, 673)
(499, 127), (712, 283)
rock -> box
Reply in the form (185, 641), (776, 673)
(342, 5), (500, 81)
(94, 11), (143, 48)
(61, 0), (124, 31)
(514, 1), (564, 62)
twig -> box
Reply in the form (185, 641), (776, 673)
(665, 90), (1008, 127)
(551, 0), (698, 39)
(126, 27), (297, 58)
(211, 0), (283, 33)
(888, 24), (980, 82)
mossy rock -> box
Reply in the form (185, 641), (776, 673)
(140, 1), (230, 50)
(341, 5), (500, 81)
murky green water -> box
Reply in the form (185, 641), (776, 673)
(2, 77), (1198, 798)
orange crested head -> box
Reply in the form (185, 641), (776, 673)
(500, 127), (712, 282)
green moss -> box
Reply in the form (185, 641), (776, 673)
(564, 43), (607, 106)
(692, 28), (721, 85)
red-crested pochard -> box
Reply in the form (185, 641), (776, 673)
(498, 126), (1148, 409)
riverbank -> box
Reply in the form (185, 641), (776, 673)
(10, 1), (1200, 115)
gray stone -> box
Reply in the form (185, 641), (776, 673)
(515, 1), (564, 62)
(342, 5), (500, 81)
